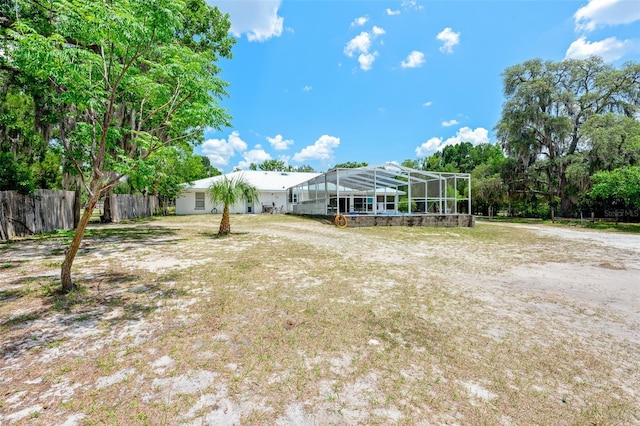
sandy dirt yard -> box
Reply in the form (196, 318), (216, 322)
(1, 215), (639, 425)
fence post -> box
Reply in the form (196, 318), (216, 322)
(73, 187), (81, 228)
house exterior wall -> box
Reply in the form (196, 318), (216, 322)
(175, 189), (290, 215)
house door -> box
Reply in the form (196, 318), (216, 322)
(246, 202), (253, 214)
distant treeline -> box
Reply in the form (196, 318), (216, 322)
(399, 57), (639, 220)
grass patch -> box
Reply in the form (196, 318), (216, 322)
(3, 312), (39, 326)
(582, 221), (640, 233)
(478, 216), (640, 233)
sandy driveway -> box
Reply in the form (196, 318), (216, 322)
(477, 222), (640, 339)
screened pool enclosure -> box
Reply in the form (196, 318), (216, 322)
(289, 162), (471, 216)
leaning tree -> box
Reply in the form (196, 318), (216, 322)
(6, 0), (234, 292)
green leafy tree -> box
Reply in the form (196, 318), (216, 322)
(123, 148), (219, 199)
(8, 0), (234, 292)
(291, 164), (315, 172)
(401, 159), (421, 169)
(590, 166), (640, 210)
(209, 175), (259, 235)
(332, 161), (368, 169)
(582, 114), (640, 172)
(471, 163), (506, 215)
(397, 198), (417, 213)
(249, 160), (315, 172)
(0, 152), (35, 193)
(497, 57), (639, 216)
(257, 159), (287, 171)
(199, 155), (221, 177)
(31, 146), (63, 189)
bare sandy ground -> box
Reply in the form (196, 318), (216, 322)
(474, 222), (640, 339)
(1, 217), (639, 424)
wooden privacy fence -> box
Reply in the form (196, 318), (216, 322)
(0, 191), (160, 240)
(105, 194), (159, 223)
(0, 189), (76, 240)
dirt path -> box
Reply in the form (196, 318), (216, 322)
(471, 222), (640, 340)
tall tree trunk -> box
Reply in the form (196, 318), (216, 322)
(60, 193), (100, 292)
(559, 172), (572, 217)
(219, 204), (230, 235)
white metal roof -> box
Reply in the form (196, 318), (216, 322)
(184, 170), (322, 191)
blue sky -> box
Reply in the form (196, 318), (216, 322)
(201, 0), (640, 172)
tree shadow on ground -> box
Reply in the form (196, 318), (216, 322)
(199, 230), (250, 238)
(79, 226), (183, 257)
(84, 225), (176, 240)
(0, 269), (166, 361)
(0, 222), (193, 362)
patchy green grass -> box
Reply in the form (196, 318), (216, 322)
(478, 216), (640, 234)
(581, 221), (640, 233)
(3, 312), (39, 326)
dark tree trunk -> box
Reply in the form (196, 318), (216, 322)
(559, 173), (572, 217)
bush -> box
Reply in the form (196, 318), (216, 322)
(397, 199), (417, 213)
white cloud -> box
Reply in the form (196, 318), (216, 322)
(292, 135), (340, 162)
(415, 127), (489, 157)
(415, 137), (443, 157)
(237, 146), (272, 169)
(212, 0), (284, 42)
(303, 85), (313, 92)
(267, 134), (294, 150)
(401, 0), (423, 11)
(401, 50), (425, 68)
(574, 0), (640, 32)
(442, 119), (459, 127)
(202, 130), (248, 167)
(358, 53), (378, 71)
(372, 26), (386, 36)
(386, 8), (401, 16)
(344, 27), (385, 71)
(345, 32), (373, 57)
(351, 15), (369, 27)
(423, 101), (433, 107)
(565, 35), (640, 62)
(436, 27), (460, 54)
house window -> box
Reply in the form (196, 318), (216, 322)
(378, 195), (395, 210)
(195, 192), (205, 210)
(289, 192), (298, 203)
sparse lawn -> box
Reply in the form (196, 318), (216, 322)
(1, 214), (639, 424)
(478, 215), (640, 234)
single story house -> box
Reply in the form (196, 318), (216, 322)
(175, 170), (321, 215)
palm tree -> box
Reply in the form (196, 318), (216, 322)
(209, 174), (259, 235)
